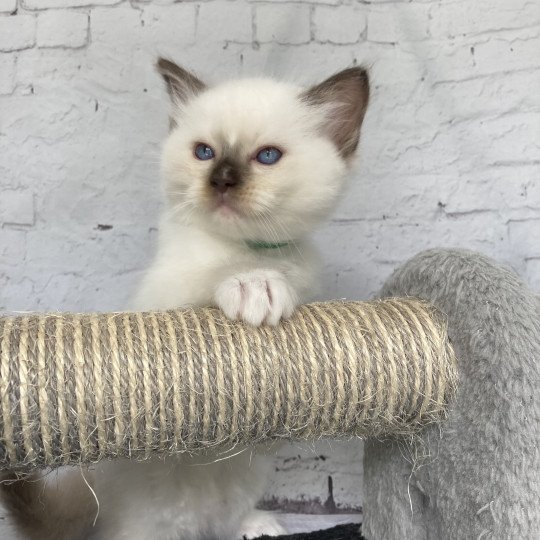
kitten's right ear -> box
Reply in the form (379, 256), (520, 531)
(156, 58), (206, 105)
(302, 66), (370, 159)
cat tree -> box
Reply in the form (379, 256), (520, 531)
(0, 249), (538, 538)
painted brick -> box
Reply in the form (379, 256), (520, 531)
(0, 94), (85, 145)
(335, 174), (458, 221)
(367, 5), (430, 43)
(313, 5), (367, 44)
(0, 53), (16, 94)
(37, 10), (89, 49)
(90, 6), (142, 46)
(425, 30), (540, 84)
(140, 3), (197, 50)
(429, 0), (540, 38)
(86, 6), (142, 91)
(0, 277), (36, 312)
(0, 229), (26, 266)
(422, 40), (478, 83)
(158, 42), (246, 81)
(473, 32), (540, 75)
(197, 1), (252, 43)
(255, 4), (311, 44)
(251, 0), (341, 3)
(0, 15), (35, 52)
(22, 0), (122, 9)
(509, 220), (540, 258)
(131, 0), (176, 4)
(14, 48), (87, 93)
(25, 229), (95, 274)
(238, 42), (356, 80)
(479, 113), (540, 166)
(264, 441), (363, 510)
(526, 259), (540, 292)
(0, 0), (17, 14)
(323, 214), (508, 271)
(444, 166), (540, 214)
(0, 190), (34, 225)
(424, 69), (540, 123)
(141, 3), (196, 38)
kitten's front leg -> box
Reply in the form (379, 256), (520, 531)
(215, 268), (299, 326)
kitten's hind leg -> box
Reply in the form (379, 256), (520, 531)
(237, 510), (286, 539)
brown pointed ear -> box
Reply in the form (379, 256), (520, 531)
(302, 67), (370, 159)
(156, 57), (206, 105)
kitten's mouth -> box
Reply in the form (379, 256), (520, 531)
(212, 192), (242, 217)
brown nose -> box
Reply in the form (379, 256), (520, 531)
(210, 161), (241, 193)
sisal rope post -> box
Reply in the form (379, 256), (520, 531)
(0, 299), (457, 470)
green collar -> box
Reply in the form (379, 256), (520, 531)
(245, 240), (290, 251)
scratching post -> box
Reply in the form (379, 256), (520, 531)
(0, 299), (456, 469)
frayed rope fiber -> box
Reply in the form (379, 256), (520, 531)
(0, 299), (457, 469)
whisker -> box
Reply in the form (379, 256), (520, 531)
(266, 213), (306, 263)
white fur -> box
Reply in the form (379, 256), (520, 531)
(89, 76), (352, 539)
(90, 450), (282, 540)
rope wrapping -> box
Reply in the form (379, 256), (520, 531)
(0, 299), (457, 469)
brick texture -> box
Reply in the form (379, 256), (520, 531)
(0, 15), (35, 52)
(37, 10), (89, 48)
(1, 0), (539, 532)
(313, 5), (367, 44)
(0, 53), (16, 94)
(255, 4), (311, 44)
(22, 0), (122, 8)
(0, 0), (17, 14)
(367, 4), (430, 42)
(0, 189), (34, 225)
(198, 1), (252, 43)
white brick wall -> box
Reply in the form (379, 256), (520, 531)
(0, 189), (34, 225)
(256, 4), (311, 44)
(22, 0), (121, 8)
(198, 2), (253, 43)
(37, 10), (89, 48)
(0, 14), (35, 51)
(0, 0), (17, 14)
(1, 0), (540, 531)
(312, 5), (366, 44)
(0, 53), (15, 93)
(367, 4), (430, 42)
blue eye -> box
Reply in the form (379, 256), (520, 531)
(194, 143), (215, 161)
(256, 147), (282, 165)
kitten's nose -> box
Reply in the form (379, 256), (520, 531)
(210, 162), (241, 193)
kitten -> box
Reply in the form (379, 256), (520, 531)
(1, 60), (369, 540)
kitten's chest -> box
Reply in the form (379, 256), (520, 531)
(134, 228), (241, 310)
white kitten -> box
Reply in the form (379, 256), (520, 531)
(134, 60), (369, 327)
(1, 60), (369, 540)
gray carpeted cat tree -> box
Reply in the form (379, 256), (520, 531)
(363, 249), (540, 539)
(0, 249), (538, 538)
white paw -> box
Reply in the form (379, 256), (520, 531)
(215, 269), (298, 326)
(237, 511), (286, 539)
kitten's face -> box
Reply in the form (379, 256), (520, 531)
(159, 61), (369, 242)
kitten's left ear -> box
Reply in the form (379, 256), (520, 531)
(156, 57), (206, 105)
(302, 67), (370, 159)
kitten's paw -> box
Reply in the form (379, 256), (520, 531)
(215, 269), (298, 326)
(237, 511), (286, 539)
